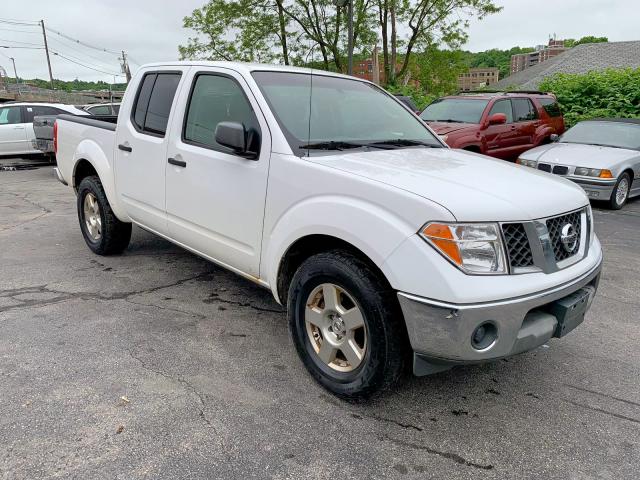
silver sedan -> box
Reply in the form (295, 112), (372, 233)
(517, 119), (640, 209)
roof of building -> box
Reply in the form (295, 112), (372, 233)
(495, 41), (640, 90)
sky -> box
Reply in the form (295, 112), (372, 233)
(0, 0), (637, 84)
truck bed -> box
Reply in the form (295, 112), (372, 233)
(33, 114), (118, 154)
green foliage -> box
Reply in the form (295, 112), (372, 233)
(564, 36), (608, 48)
(539, 68), (640, 127)
(409, 46), (467, 96)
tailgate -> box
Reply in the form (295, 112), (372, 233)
(33, 115), (57, 141)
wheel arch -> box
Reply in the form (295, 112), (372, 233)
(275, 234), (394, 305)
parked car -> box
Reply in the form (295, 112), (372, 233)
(420, 92), (565, 160)
(517, 118), (640, 209)
(53, 62), (602, 398)
(0, 102), (87, 156)
(393, 94), (420, 114)
(82, 103), (121, 116)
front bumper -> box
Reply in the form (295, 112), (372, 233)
(398, 257), (602, 375)
(569, 177), (616, 200)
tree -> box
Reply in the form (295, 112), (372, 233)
(564, 36), (608, 48)
(376, 0), (501, 84)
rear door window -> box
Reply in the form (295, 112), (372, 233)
(513, 98), (538, 121)
(0, 106), (22, 125)
(488, 99), (513, 123)
(131, 72), (182, 136)
(24, 106), (67, 122)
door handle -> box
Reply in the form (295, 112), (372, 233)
(168, 157), (187, 168)
(14, 126), (25, 130)
(118, 144), (132, 152)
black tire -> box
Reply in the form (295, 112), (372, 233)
(288, 250), (409, 400)
(608, 172), (631, 210)
(77, 175), (131, 255)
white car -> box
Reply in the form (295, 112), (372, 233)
(53, 62), (603, 398)
(0, 102), (87, 156)
(517, 119), (640, 209)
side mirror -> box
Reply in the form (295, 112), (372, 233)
(488, 113), (507, 125)
(550, 133), (560, 142)
(215, 121), (258, 159)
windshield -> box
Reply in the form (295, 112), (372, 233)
(561, 121), (640, 150)
(251, 71), (442, 155)
(420, 98), (489, 124)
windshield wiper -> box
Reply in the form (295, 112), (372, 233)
(299, 141), (367, 151)
(367, 139), (441, 148)
(433, 119), (467, 123)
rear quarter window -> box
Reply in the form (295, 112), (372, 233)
(131, 72), (182, 136)
(538, 98), (562, 117)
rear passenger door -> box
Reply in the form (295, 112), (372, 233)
(511, 98), (539, 153)
(164, 68), (271, 277)
(115, 69), (186, 234)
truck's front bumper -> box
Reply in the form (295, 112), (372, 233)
(569, 177), (616, 201)
(398, 258), (602, 376)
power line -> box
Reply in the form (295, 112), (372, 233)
(47, 36), (120, 68)
(0, 45), (44, 50)
(0, 18), (40, 27)
(0, 26), (41, 35)
(50, 50), (124, 76)
(48, 46), (120, 73)
(0, 37), (43, 47)
(45, 27), (120, 55)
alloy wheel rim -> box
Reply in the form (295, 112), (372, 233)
(83, 192), (102, 241)
(616, 178), (629, 205)
(305, 283), (367, 372)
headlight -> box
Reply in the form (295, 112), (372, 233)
(516, 158), (538, 168)
(574, 167), (613, 178)
(420, 223), (508, 275)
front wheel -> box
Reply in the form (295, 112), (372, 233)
(608, 172), (631, 210)
(77, 175), (131, 255)
(288, 250), (408, 399)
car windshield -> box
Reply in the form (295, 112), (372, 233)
(560, 121), (640, 150)
(420, 98), (489, 124)
(251, 71), (442, 155)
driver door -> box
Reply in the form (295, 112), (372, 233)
(0, 105), (28, 155)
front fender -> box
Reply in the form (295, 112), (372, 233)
(73, 139), (129, 221)
(262, 194), (453, 302)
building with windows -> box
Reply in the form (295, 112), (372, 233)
(510, 39), (568, 74)
(457, 68), (500, 91)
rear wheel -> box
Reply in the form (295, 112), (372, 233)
(288, 250), (408, 399)
(77, 175), (131, 255)
(608, 172), (631, 210)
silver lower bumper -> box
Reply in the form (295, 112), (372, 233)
(570, 178), (615, 200)
(398, 258), (602, 375)
(53, 167), (67, 186)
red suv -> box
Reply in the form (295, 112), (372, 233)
(420, 92), (565, 160)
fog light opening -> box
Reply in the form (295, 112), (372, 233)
(471, 322), (498, 351)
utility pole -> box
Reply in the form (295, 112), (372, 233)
(120, 51), (131, 83)
(40, 19), (54, 90)
(9, 57), (18, 83)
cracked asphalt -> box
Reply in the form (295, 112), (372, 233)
(1, 158), (639, 479)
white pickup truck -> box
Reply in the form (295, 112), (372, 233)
(53, 62), (603, 398)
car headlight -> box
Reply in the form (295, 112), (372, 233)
(420, 223), (508, 275)
(574, 167), (613, 178)
(516, 158), (538, 168)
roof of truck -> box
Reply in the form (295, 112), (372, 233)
(138, 61), (353, 79)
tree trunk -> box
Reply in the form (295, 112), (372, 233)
(389, 1), (397, 84)
(378, 1), (390, 84)
(276, 0), (290, 65)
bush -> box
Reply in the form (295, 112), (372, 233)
(539, 68), (640, 127)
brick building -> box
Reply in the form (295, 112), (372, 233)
(457, 67), (500, 91)
(510, 39), (568, 74)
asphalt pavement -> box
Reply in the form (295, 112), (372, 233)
(1, 158), (639, 479)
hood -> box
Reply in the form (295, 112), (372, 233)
(426, 122), (477, 135)
(520, 142), (639, 169)
(309, 147), (588, 222)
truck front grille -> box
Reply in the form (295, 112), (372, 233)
(546, 211), (582, 262)
(502, 223), (534, 269)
